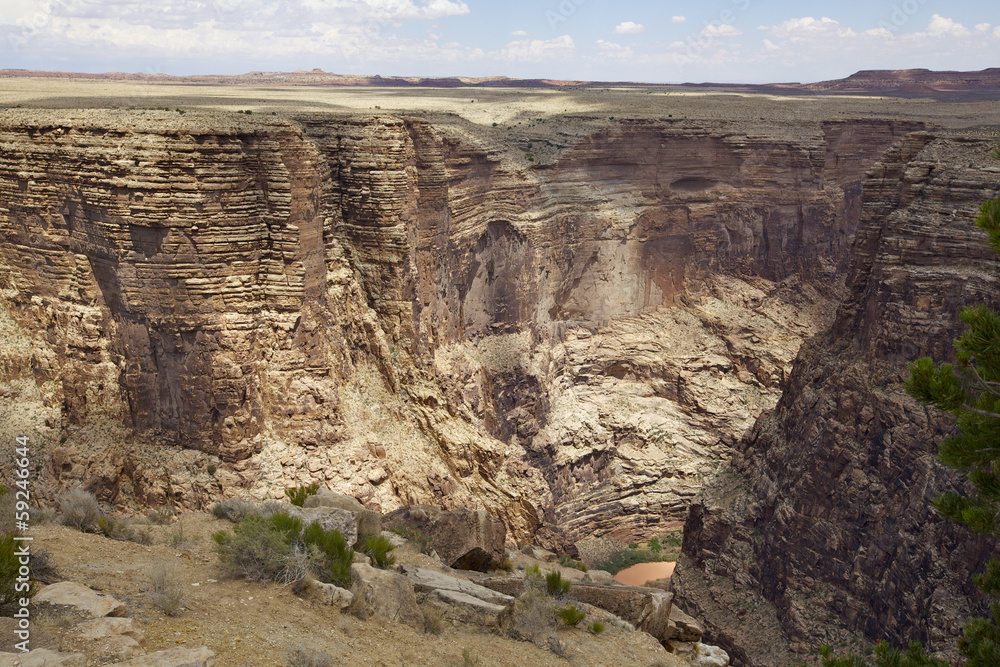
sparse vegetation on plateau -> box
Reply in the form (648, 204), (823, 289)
(213, 511), (355, 588)
(144, 561), (186, 616)
(57, 487), (101, 532)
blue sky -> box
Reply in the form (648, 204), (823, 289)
(1, 0), (997, 83)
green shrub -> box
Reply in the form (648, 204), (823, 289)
(648, 537), (662, 553)
(301, 520), (354, 587)
(58, 487), (100, 532)
(214, 515), (295, 582)
(285, 483), (320, 507)
(363, 535), (396, 569)
(545, 571), (571, 597)
(591, 620), (605, 634)
(556, 603), (586, 626)
(206, 464), (216, 475)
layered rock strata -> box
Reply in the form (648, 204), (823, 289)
(0, 108), (921, 546)
(674, 130), (1000, 663)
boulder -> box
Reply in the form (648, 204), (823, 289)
(668, 641), (729, 667)
(286, 506), (358, 547)
(303, 490), (382, 540)
(399, 565), (514, 606)
(106, 646), (214, 667)
(0, 649), (86, 667)
(74, 617), (144, 658)
(348, 563), (422, 629)
(667, 605), (703, 643)
(308, 582), (354, 609)
(385, 506), (505, 571)
(569, 584), (674, 642)
(34, 582), (126, 618)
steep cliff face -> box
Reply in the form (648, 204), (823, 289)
(674, 130), (1000, 664)
(0, 108), (922, 547)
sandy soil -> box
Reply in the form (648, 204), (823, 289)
(3, 514), (679, 666)
(612, 563), (676, 588)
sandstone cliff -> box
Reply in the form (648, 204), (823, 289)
(674, 130), (1000, 664)
(0, 108), (922, 549)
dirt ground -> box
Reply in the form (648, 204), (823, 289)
(2, 513), (679, 667)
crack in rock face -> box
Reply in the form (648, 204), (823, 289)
(0, 108), (926, 557)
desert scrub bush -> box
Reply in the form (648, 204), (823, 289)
(143, 562), (185, 616)
(504, 589), (557, 645)
(557, 603), (586, 626)
(302, 520), (354, 587)
(169, 520), (197, 549)
(98, 515), (153, 545)
(462, 648), (481, 667)
(214, 512), (354, 587)
(285, 645), (331, 667)
(146, 506), (174, 525)
(214, 515), (295, 582)
(57, 487), (100, 532)
(285, 482), (320, 507)
(362, 535), (396, 569)
(545, 570), (571, 597)
(422, 603), (446, 635)
(28, 505), (55, 526)
(591, 620), (605, 634)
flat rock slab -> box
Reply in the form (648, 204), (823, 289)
(35, 582), (126, 618)
(0, 650), (86, 667)
(399, 565), (514, 606)
(75, 617), (143, 641)
(309, 582), (354, 609)
(107, 646), (215, 667)
(434, 589), (507, 614)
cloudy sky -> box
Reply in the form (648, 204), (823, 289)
(1, 0), (997, 83)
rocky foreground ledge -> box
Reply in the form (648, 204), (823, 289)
(2, 491), (727, 666)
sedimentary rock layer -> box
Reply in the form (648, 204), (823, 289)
(674, 130), (1000, 664)
(0, 108), (921, 546)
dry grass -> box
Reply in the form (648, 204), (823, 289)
(143, 562), (186, 617)
(57, 488), (101, 532)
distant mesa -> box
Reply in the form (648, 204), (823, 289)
(0, 67), (998, 98)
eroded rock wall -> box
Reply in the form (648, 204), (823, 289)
(0, 109), (921, 547)
(674, 130), (1000, 664)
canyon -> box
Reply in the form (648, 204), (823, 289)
(2, 78), (1000, 663)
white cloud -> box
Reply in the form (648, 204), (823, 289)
(762, 38), (779, 51)
(975, 23), (991, 33)
(613, 21), (645, 35)
(671, 16), (686, 24)
(770, 16), (855, 40)
(925, 14), (970, 37)
(510, 29), (527, 36)
(702, 24), (742, 38)
(596, 39), (632, 59)
(497, 34), (574, 62)
(995, 26), (1000, 38)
